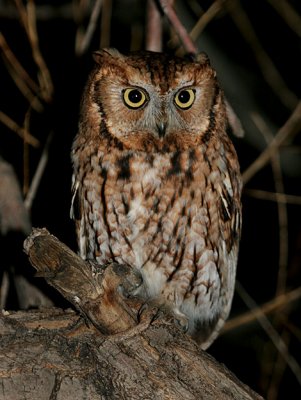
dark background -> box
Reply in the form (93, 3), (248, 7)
(0, 1), (300, 399)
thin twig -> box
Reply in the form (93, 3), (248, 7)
(224, 286), (301, 332)
(146, 0), (163, 52)
(24, 131), (54, 211)
(226, 0), (298, 110)
(0, 110), (39, 147)
(0, 34), (44, 112)
(23, 108), (31, 195)
(75, 0), (103, 55)
(252, 111), (292, 396)
(251, 112), (289, 295)
(14, 0), (29, 34)
(2, 60), (44, 112)
(2, 59), (43, 112)
(244, 189), (301, 205)
(266, 0), (301, 38)
(158, 0), (197, 54)
(0, 33), (41, 95)
(285, 321), (301, 343)
(235, 282), (301, 386)
(14, 0), (54, 103)
(26, 0), (54, 102)
(173, 0), (225, 56)
(189, 0), (224, 42)
(242, 101), (301, 184)
(267, 330), (291, 400)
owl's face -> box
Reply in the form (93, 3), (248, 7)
(83, 48), (225, 152)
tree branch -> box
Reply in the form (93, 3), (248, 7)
(18, 227), (264, 399)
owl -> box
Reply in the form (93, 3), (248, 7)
(71, 48), (242, 349)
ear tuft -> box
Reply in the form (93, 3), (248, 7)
(195, 52), (210, 66)
(93, 48), (122, 65)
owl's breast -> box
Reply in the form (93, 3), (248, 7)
(84, 151), (184, 262)
(99, 152), (175, 267)
(83, 148), (231, 303)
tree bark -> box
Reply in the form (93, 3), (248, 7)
(0, 228), (263, 399)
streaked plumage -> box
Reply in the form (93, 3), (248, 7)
(71, 49), (242, 349)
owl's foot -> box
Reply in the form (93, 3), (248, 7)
(104, 303), (189, 344)
(115, 264), (144, 299)
(138, 300), (189, 333)
(104, 319), (152, 344)
(172, 308), (189, 333)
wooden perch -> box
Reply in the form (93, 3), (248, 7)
(0, 228), (263, 399)
(23, 228), (142, 335)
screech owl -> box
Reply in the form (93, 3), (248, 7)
(71, 48), (242, 349)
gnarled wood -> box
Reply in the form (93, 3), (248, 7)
(0, 228), (263, 399)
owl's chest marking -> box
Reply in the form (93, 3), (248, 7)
(81, 147), (236, 313)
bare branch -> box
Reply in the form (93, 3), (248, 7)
(251, 112), (289, 295)
(266, 0), (301, 38)
(14, 0), (54, 103)
(21, 228), (263, 399)
(24, 228), (139, 335)
(242, 101), (301, 184)
(24, 131), (54, 211)
(146, 0), (163, 52)
(235, 282), (301, 386)
(224, 286), (301, 332)
(189, 0), (224, 42)
(0, 33), (44, 111)
(75, 0), (103, 55)
(26, 0), (54, 102)
(0, 110), (40, 147)
(226, 0), (298, 110)
(244, 189), (301, 205)
(158, 0), (197, 54)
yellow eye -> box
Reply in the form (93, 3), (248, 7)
(123, 88), (147, 109)
(174, 89), (196, 109)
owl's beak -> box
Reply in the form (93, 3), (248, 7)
(156, 122), (167, 138)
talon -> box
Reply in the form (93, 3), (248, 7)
(175, 314), (189, 333)
(138, 302), (161, 323)
(116, 267), (144, 298)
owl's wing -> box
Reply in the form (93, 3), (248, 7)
(217, 170), (242, 254)
(70, 177), (88, 259)
(70, 178), (80, 220)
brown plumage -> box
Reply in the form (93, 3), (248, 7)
(71, 48), (242, 349)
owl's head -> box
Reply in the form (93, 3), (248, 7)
(81, 48), (227, 152)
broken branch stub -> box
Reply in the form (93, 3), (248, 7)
(23, 227), (140, 335)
